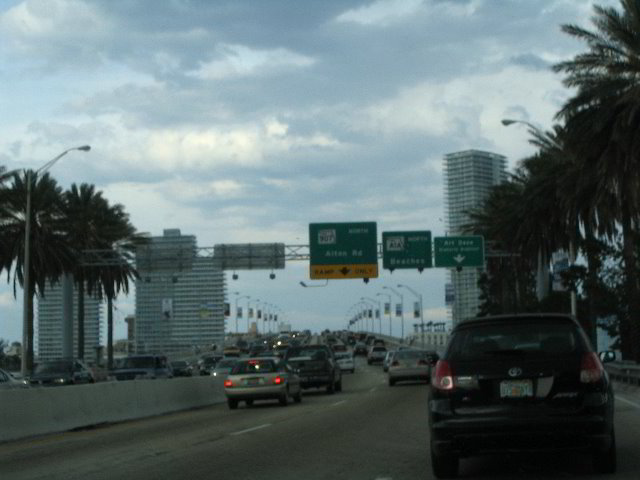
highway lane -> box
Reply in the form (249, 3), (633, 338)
(1, 356), (640, 480)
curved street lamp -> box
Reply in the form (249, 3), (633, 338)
(383, 286), (404, 340)
(22, 145), (91, 376)
(398, 284), (424, 349)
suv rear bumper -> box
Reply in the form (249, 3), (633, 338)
(430, 413), (612, 457)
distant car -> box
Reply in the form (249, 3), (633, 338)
(373, 339), (385, 347)
(222, 345), (241, 357)
(354, 342), (368, 356)
(248, 344), (268, 357)
(0, 368), (29, 389)
(198, 354), (223, 375)
(331, 344), (348, 353)
(285, 345), (342, 393)
(170, 360), (193, 377)
(335, 351), (355, 373)
(110, 355), (173, 381)
(29, 359), (95, 386)
(367, 345), (387, 365)
(388, 350), (430, 386)
(224, 358), (301, 409)
(211, 358), (238, 378)
(428, 314), (616, 478)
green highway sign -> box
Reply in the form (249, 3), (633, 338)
(382, 231), (432, 271)
(434, 236), (485, 268)
(309, 222), (378, 279)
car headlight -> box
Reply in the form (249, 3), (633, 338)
(53, 378), (66, 384)
(212, 371), (218, 376)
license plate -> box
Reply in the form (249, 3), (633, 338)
(500, 379), (533, 398)
(246, 378), (261, 386)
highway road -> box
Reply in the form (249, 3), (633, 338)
(1, 356), (640, 480)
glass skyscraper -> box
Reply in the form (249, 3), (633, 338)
(443, 149), (507, 325)
(134, 229), (226, 355)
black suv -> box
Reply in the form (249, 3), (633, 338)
(285, 345), (342, 393)
(428, 314), (615, 478)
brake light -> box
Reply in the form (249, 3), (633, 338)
(273, 376), (283, 385)
(224, 379), (233, 387)
(580, 352), (604, 383)
(433, 360), (454, 391)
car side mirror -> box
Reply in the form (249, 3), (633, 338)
(599, 351), (616, 364)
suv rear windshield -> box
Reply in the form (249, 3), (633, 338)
(286, 347), (329, 360)
(448, 319), (586, 361)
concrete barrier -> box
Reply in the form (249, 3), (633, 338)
(0, 376), (227, 443)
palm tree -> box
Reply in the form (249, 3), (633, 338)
(0, 171), (72, 371)
(62, 184), (111, 360)
(63, 184), (145, 364)
(554, 0), (640, 361)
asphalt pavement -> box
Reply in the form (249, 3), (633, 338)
(1, 354), (640, 480)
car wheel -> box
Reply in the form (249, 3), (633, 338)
(593, 430), (616, 474)
(245, 399), (254, 407)
(279, 391), (289, 406)
(227, 399), (238, 410)
(294, 390), (302, 403)
(430, 443), (458, 479)
(389, 378), (395, 387)
(351, 369), (355, 374)
(335, 378), (342, 392)
(367, 360), (372, 365)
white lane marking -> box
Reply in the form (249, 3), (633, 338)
(375, 477), (393, 480)
(230, 423), (272, 436)
(331, 400), (347, 407)
(616, 395), (640, 409)
(369, 387), (377, 393)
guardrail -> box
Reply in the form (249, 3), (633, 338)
(605, 361), (640, 386)
(0, 376), (226, 443)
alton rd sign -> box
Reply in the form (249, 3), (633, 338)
(309, 222), (378, 279)
(433, 235), (485, 268)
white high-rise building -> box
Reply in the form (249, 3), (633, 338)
(134, 229), (226, 356)
(443, 149), (507, 325)
(36, 284), (102, 363)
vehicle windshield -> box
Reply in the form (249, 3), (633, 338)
(216, 359), (237, 369)
(34, 361), (72, 374)
(118, 357), (155, 369)
(287, 348), (327, 360)
(448, 320), (584, 360)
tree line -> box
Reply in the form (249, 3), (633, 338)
(465, 0), (640, 362)
(0, 165), (146, 372)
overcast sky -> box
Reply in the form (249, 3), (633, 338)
(0, 0), (614, 344)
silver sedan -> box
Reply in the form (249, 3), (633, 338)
(224, 358), (302, 409)
(388, 350), (431, 386)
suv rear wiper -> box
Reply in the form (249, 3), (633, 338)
(482, 349), (526, 356)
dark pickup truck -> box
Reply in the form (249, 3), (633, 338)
(284, 345), (342, 394)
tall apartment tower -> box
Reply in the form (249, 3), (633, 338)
(134, 229), (226, 356)
(37, 284), (102, 363)
(443, 149), (507, 325)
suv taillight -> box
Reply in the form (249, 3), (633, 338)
(224, 379), (233, 387)
(580, 352), (604, 383)
(432, 360), (454, 391)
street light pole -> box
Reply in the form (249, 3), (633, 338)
(376, 292), (392, 337)
(361, 296), (381, 335)
(21, 145), (91, 377)
(398, 284), (424, 349)
(235, 294), (249, 334)
(384, 286), (404, 341)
